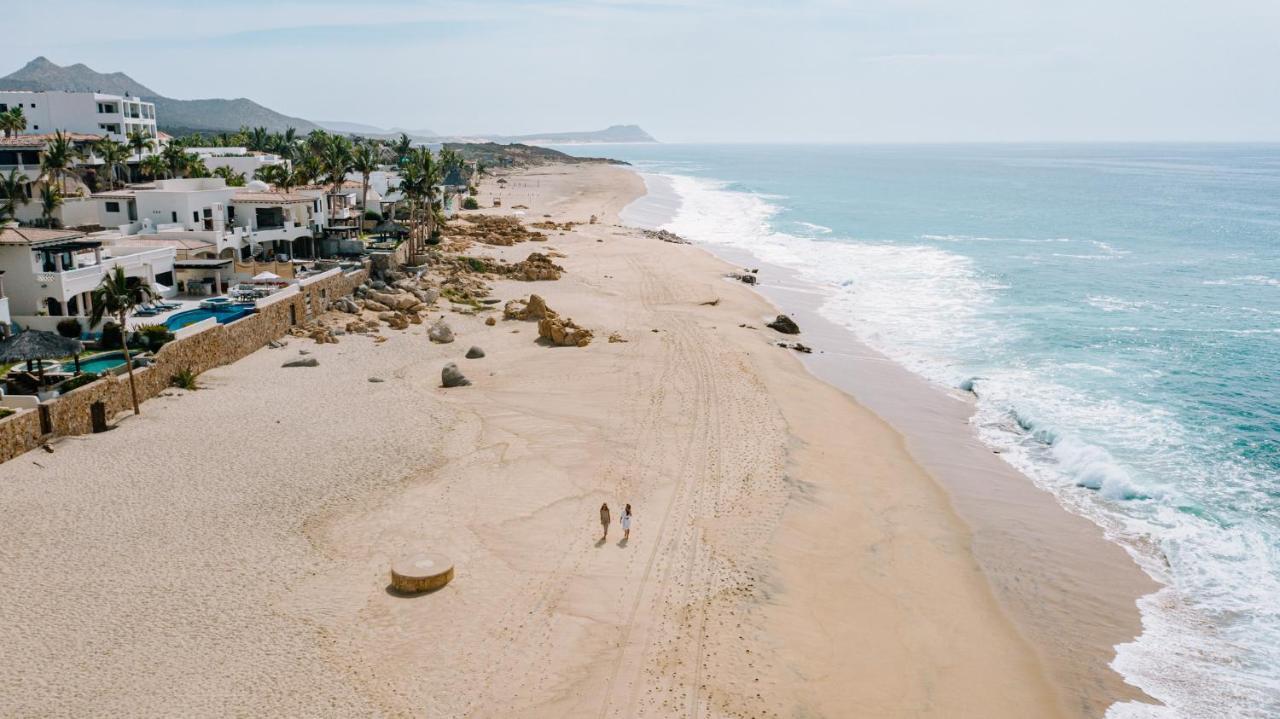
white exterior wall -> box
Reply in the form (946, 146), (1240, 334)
(0, 91), (157, 142)
(134, 179), (237, 233)
(0, 242), (175, 324)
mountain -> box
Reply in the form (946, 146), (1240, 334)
(0, 57), (320, 134)
(504, 124), (657, 144)
(0, 58), (656, 143)
(0, 56), (156, 97)
(319, 120), (388, 135)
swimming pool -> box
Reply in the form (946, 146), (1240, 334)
(164, 306), (255, 330)
(57, 351), (130, 374)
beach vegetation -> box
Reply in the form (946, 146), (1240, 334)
(59, 372), (101, 393)
(171, 367), (199, 390)
(90, 266), (156, 415)
(38, 185), (63, 228)
(0, 168), (31, 223)
(137, 324), (174, 351)
(462, 196), (479, 210)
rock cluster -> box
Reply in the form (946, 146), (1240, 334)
(500, 252), (563, 281)
(446, 215), (547, 246)
(504, 294), (554, 321)
(729, 272), (757, 285)
(289, 324), (339, 344)
(643, 229), (690, 244)
(538, 316), (593, 347)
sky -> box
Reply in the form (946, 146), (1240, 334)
(4, 0), (1280, 142)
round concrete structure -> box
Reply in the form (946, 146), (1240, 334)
(390, 552), (454, 594)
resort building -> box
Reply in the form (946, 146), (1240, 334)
(0, 91), (158, 143)
(183, 147), (288, 180)
(91, 178), (328, 263)
(0, 222), (176, 332)
(0, 132), (105, 227)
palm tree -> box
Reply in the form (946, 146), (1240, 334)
(317, 135), (353, 256)
(249, 126), (269, 152)
(184, 156), (211, 179)
(126, 127), (155, 169)
(40, 131), (84, 194)
(392, 133), (413, 166)
(89, 266), (155, 415)
(140, 154), (168, 180)
(39, 185), (63, 227)
(160, 143), (189, 178)
(0, 168), (30, 222)
(255, 164), (300, 194)
(351, 141), (379, 215)
(397, 148), (443, 253)
(95, 139), (131, 190)
(1, 107), (26, 138)
(212, 166), (246, 187)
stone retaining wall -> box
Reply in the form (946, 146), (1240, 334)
(0, 410), (43, 464)
(0, 266), (368, 462)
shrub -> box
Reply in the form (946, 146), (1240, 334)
(56, 318), (83, 339)
(138, 324), (174, 351)
(363, 209), (382, 221)
(100, 321), (124, 350)
(465, 257), (489, 273)
(171, 368), (199, 390)
(0, 407), (13, 420)
(462, 196), (480, 210)
(60, 372), (101, 392)
(467, 185), (478, 197)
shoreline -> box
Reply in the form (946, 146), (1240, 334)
(621, 170), (1159, 715)
(0, 162), (1132, 717)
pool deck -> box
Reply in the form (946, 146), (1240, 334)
(125, 295), (239, 330)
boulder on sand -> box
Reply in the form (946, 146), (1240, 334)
(538, 316), (593, 347)
(282, 357), (319, 368)
(504, 293), (554, 321)
(766, 314), (800, 334)
(428, 318), (455, 343)
(465, 346), (485, 359)
(441, 362), (471, 387)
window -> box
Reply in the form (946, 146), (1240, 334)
(0, 104), (6, 112)
(193, 211), (199, 223)
(105, 201), (121, 213)
(171, 211), (178, 223)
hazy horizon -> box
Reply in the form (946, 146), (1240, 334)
(5, 0), (1279, 143)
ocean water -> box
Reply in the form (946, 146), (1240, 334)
(555, 143), (1280, 718)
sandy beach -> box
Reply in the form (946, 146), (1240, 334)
(0, 163), (1140, 717)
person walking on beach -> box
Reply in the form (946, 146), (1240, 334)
(621, 504), (632, 541)
(600, 503), (611, 541)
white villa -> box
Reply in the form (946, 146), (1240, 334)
(0, 222), (176, 333)
(183, 146), (288, 179)
(0, 91), (158, 144)
(92, 177), (329, 263)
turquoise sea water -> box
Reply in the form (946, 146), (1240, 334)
(556, 144), (1280, 718)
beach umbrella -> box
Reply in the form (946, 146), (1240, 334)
(0, 330), (84, 383)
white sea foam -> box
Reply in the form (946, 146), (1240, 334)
(656, 171), (1280, 719)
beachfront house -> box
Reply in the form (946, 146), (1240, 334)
(90, 178), (328, 266)
(183, 146), (288, 180)
(0, 132), (109, 228)
(0, 221), (176, 332)
(0, 91), (158, 145)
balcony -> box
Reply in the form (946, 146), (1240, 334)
(36, 247), (177, 301)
